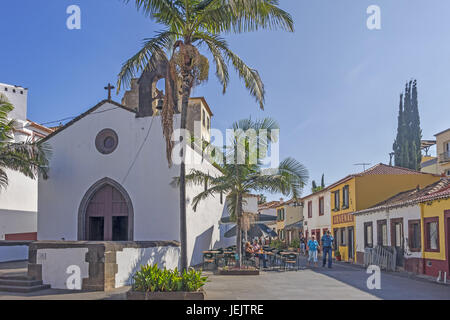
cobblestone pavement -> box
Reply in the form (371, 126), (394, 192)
(203, 256), (450, 300)
(1, 259), (449, 300)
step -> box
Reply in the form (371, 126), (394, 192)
(0, 279), (44, 287)
(0, 275), (35, 281)
(0, 284), (51, 293)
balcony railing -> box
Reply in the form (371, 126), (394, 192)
(439, 151), (450, 163)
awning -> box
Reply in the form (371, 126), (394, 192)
(284, 220), (303, 230)
(224, 223), (278, 238)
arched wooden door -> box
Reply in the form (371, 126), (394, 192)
(85, 184), (130, 241)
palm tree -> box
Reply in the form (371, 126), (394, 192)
(0, 94), (50, 191)
(118, 0), (294, 271)
(175, 118), (308, 267)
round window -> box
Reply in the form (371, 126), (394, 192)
(95, 129), (118, 154)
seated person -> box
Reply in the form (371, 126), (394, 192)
(245, 242), (254, 259)
(252, 240), (267, 268)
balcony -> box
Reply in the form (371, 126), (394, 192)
(439, 151), (450, 163)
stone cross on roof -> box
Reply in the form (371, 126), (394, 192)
(104, 83), (115, 101)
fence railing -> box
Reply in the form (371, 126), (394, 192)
(364, 246), (397, 272)
(439, 151), (450, 163)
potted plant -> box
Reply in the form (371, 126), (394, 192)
(334, 250), (341, 261)
(127, 264), (207, 300)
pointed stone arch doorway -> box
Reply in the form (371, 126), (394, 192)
(78, 178), (134, 241)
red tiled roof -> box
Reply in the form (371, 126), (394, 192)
(353, 178), (450, 215)
(258, 201), (282, 210)
(327, 163), (439, 189)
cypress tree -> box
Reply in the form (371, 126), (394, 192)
(411, 80), (422, 170)
(393, 93), (404, 166)
(321, 174), (325, 188)
(392, 80), (422, 170)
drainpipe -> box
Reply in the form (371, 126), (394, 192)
(420, 203), (426, 275)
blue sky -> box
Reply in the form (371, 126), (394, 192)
(2, 0), (450, 200)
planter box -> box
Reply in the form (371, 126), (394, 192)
(127, 289), (205, 300)
(216, 268), (259, 276)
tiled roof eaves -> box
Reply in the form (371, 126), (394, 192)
(38, 100), (136, 144)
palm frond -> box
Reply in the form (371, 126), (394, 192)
(124, 0), (185, 31)
(117, 30), (176, 91)
(195, 0), (294, 34)
(194, 32), (265, 109)
(0, 168), (7, 191)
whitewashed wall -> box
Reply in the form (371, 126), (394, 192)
(115, 246), (180, 288)
(354, 205), (422, 259)
(0, 84), (40, 242)
(36, 248), (89, 290)
(0, 83), (28, 121)
(303, 190), (331, 237)
(243, 196), (258, 214)
(38, 102), (232, 266)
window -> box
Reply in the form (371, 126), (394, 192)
(202, 109), (206, 127)
(377, 220), (388, 246)
(364, 222), (373, 248)
(277, 208), (285, 221)
(333, 190), (340, 211)
(390, 218), (403, 248)
(340, 228), (346, 246)
(95, 129), (119, 155)
(207, 116), (210, 130)
(319, 197), (324, 216)
(342, 185), (349, 209)
(220, 192), (223, 205)
(424, 217), (439, 252)
(408, 220), (421, 252)
(308, 201), (312, 218)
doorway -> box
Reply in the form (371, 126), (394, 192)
(391, 218), (404, 267)
(348, 227), (354, 260)
(79, 178), (134, 241)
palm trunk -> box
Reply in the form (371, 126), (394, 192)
(235, 193), (243, 268)
(179, 70), (192, 272)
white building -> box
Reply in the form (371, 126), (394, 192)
(257, 200), (282, 232)
(353, 179), (448, 273)
(302, 188), (331, 241)
(0, 83), (53, 245)
(37, 79), (233, 266)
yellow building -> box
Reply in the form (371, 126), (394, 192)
(420, 128), (450, 176)
(329, 164), (440, 262)
(418, 182), (450, 280)
(276, 199), (303, 244)
(435, 128), (450, 176)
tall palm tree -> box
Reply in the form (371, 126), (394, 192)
(0, 94), (50, 191)
(175, 118), (308, 267)
(118, 0), (294, 271)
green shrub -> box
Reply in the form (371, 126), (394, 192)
(290, 239), (300, 249)
(271, 239), (287, 250)
(132, 264), (208, 292)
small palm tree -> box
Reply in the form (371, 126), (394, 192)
(176, 118), (308, 267)
(0, 94), (50, 191)
(119, 0), (294, 271)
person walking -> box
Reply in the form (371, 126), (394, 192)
(307, 236), (319, 267)
(299, 234), (306, 256)
(321, 231), (334, 268)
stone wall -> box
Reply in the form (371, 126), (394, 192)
(27, 241), (180, 291)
